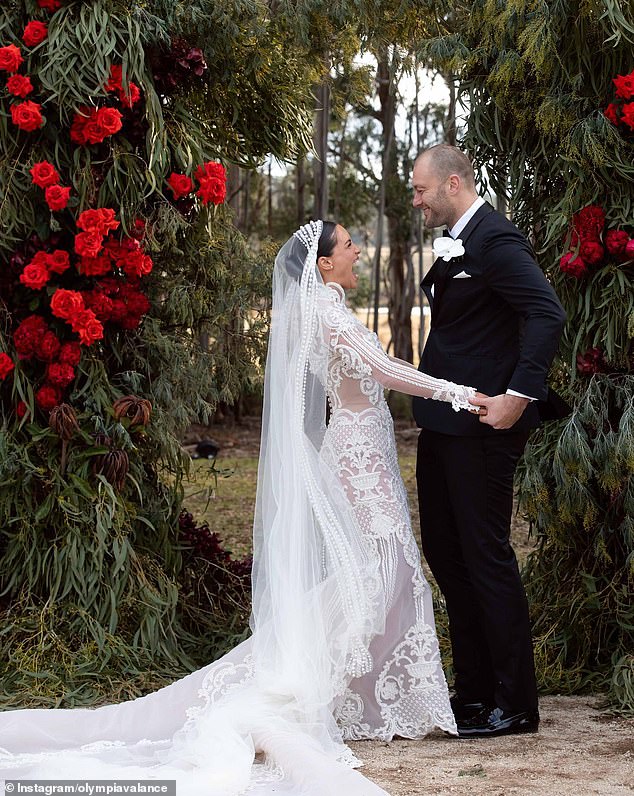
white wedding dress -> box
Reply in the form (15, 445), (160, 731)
(0, 224), (474, 795)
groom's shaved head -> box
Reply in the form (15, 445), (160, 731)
(416, 145), (475, 189)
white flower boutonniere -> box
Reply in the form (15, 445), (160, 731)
(432, 237), (465, 261)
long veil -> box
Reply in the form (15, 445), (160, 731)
(0, 222), (390, 795)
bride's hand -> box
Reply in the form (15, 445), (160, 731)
(468, 391), (490, 417)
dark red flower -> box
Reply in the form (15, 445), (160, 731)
(105, 65), (123, 92)
(167, 172), (193, 200)
(16, 400), (28, 419)
(604, 103), (619, 125)
(75, 230), (104, 258)
(45, 184), (71, 211)
(46, 362), (76, 388)
(576, 348), (605, 375)
(0, 353), (15, 380)
(50, 288), (84, 320)
(572, 205), (605, 241)
(0, 44), (24, 73)
(7, 74), (33, 98)
(58, 341), (81, 366)
(23, 21), (48, 47)
(624, 238), (634, 261)
(119, 249), (153, 278)
(10, 100), (44, 132)
(13, 315), (48, 359)
(35, 384), (61, 411)
(77, 254), (112, 276)
(84, 290), (114, 321)
(559, 252), (587, 279)
(579, 240), (604, 266)
(605, 229), (630, 256)
(37, 0), (62, 10)
(38, 330), (61, 362)
(613, 71), (634, 100)
(30, 160), (60, 188)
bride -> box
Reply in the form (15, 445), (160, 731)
(0, 220), (476, 795)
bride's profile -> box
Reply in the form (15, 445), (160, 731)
(0, 220), (476, 795)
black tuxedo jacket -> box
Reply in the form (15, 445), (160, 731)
(413, 203), (566, 436)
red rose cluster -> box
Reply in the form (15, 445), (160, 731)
(0, 34), (47, 132)
(604, 68), (634, 132)
(559, 204), (634, 279)
(70, 105), (123, 145)
(104, 64), (141, 109)
(30, 159), (72, 211)
(166, 160), (227, 206)
(11, 206), (153, 414)
(13, 314), (81, 411)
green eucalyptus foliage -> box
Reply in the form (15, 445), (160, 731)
(425, 0), (634, 711)
(0, 0), (317, 705)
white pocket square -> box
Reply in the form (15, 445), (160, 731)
(453, 271), (472, 279)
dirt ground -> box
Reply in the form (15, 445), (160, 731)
(189, 418), (634, 796)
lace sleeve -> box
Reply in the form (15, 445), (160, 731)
(337, 324), (476, 412)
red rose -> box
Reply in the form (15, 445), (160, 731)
(605, 229), (630, 256)
(46, 362), (75, 388)
(0, 44), (24, 73)
(59, 340), (81, 366)
(16, 400), (28, 419)
(7, 74), (33, 98)
(624, 238), (634, 261)
(38, 330), (61, 362)
(131, 219), (146, 240)
(105, 65), (123, 91)
(559, 253), (587, 279)
(45, 184), (71, 211)
(579, 240), (604, 266)
(47, 249), (71, 274)
(167, 172), (193, 200)
(124, 291), (150, 316)
(119, 82), (141, 108)
(77, 207), (119, 235)
(75, 230), (104, 258)
(120, 250), (153, 278)
(572, 205), (605, 241)
(77, 254), (112, 276)
(96, 106), (123, 137)
(71, 309), (104, 345)
(10, 100), (44, 132)
(35, 384), (61, 411)
(37, 0), (62, 9)
(0, 353), (15, 380)
(621, 102), (634, 131)
(30, 160), (60, 188)
(23, 21), (48, 47)
(613, 71), (634, 100)
(195, 161), (227, 206)
(50, 288), (84, 320)
(20, 260), (50, 289)
(70, 107), (91, 145)
(603, 103), (619, 125)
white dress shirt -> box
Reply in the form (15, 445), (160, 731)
(434, 197), (536, 402)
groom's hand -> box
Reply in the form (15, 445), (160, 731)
(469, 392), (529, 429)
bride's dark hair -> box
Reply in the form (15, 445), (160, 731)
(317, 221), (338, 259)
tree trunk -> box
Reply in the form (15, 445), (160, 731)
(296, 157), (306, 227)
(313, 74), (330, 219)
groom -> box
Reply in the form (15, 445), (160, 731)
(411, 144), (566, 738)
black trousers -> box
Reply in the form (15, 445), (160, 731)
(416, 428), (538, 712)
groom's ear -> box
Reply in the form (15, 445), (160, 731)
(447, 174), (461, 194)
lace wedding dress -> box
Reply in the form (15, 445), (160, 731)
(0, 223), (474, 795)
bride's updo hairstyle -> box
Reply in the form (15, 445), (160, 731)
(316, 221), (338, 260)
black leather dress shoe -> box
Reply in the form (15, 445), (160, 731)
(457, 706), (540, 738)
(450, 695), (488, 722)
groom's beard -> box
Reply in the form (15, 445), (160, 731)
(421, 189), (453, 230)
